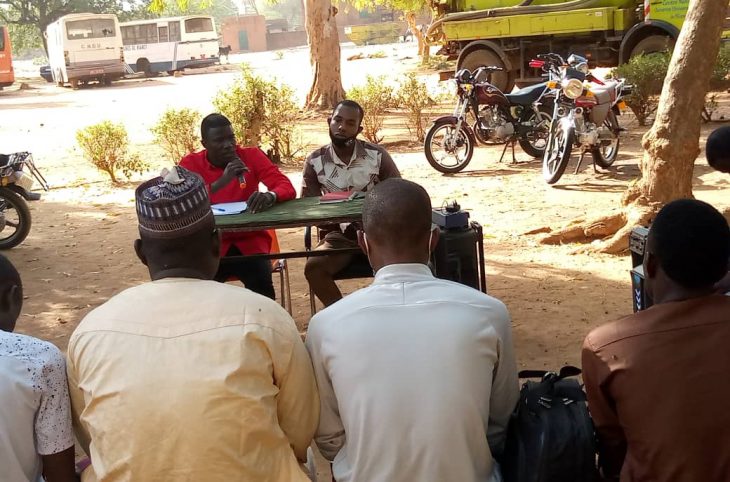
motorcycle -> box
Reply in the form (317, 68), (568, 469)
(0, 152), (49, 249)
(536, 53), (631, 184)
(424, 66), (554, 174)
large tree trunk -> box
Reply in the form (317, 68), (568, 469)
(304, 0), (345, 109)
(536, 0), (727, 253)
(405, 12), (430, 65)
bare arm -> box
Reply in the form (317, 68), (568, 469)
(42, 447), (79, 482)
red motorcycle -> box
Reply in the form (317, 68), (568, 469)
(424, 66), (553, 173)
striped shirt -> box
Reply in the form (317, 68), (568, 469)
(301, 140), (400, 197)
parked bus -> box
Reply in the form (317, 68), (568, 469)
(0, 24), (14, 89)
(120, 16), (219, 76)
(46, 13), (125, 88)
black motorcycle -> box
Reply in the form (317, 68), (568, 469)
(0, 152), (49, 249)
(424, 66), (554, 173)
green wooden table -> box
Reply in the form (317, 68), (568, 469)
(215, 196), (364, 233)
(215, 196), (365, 261)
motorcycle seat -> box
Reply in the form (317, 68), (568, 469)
(0, 155), (9, 167)
(590, 81), (619, 104)
(504, 82), (548, 106)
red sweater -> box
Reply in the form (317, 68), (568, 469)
(180, 146), (296, 255)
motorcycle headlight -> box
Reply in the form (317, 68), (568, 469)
(562, 78), (584, 99)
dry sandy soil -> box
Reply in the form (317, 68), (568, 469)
(2, 41), (729, 478)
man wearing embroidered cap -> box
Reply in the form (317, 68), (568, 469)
(66, 166), (319, 482)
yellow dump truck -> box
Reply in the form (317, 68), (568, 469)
(428, 0), (730, 91)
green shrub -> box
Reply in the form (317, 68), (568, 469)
(76, 121), (148, 183)
(397, 73), (434, 142)
(613, 52), (670, 126)
(710, 44), (730, 89)
(274, 50), (284, 60)
(213, 66), (304, 163)
(347, 76), (397, 143)
(151, 108), (201, 162)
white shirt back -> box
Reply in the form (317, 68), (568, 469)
(0, 331), (74, 482)
(306, 264), (519, 482)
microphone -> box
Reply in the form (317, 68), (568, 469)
(230, 155), (248, 190)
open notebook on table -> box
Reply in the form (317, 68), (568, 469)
(212, 202), (248, 216)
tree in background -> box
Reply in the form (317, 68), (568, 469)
(536, 0), (728, 253)
(0, 0), (122, 54)
(255, 0), (304, 29)
(303, 0), (344, 108)
(351, 0), (430, 64)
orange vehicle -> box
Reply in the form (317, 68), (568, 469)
(0, 25), (14, 89)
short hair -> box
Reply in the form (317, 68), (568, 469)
(649, 199), (730, 289)
(0, 254), (21, 289)
(201, 113), (232, 141)
(333, 100), (365, 124)
(706, 126), (730, 172)
(363, 178), (432, 248)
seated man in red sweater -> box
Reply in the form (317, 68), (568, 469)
(180, 113), (295, 299)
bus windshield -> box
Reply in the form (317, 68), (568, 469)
(67, 18), (117, 40)
(184, 17), (214, 33)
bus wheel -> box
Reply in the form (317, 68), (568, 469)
(167, 70), (176, 76)
(70, 79), (80, 90)
(630, 35), (675, 58)
(136, 58), (153, 77)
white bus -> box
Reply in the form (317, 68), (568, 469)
(46, 13), (125, 88)
(120, 16), (219, 76)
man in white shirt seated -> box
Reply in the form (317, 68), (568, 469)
(305, 178), (519, 482)
(0, 254), (77, 482)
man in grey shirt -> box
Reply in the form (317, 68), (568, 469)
(306, 179), (519, 482)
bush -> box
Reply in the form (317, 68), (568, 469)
(212, 65), (304, 163)
(347, 76), (397, 143)
(397, 73), (434, 142)
(151, 108), (201, 162)
(710, 44), (730, 89)
(613, 52), (670, 126)
(76, 121), (148, 183)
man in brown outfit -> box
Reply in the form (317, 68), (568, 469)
(582, 199), (730, 482)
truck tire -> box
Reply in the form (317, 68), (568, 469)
(459, 48), (515, 93)
(630, 35), (675, 58)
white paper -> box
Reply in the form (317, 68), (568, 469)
(211, 202), (248, 216)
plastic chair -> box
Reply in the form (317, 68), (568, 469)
(304, 226), (373, 316)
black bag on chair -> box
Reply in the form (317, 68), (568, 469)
(500, 366), (598, 482)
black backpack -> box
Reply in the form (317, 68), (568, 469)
(500, 366), (599, 482)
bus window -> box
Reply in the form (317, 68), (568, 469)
(121, 24), (158, 45)
(169, 21), (181, 41)
(0, 26), (5, 51)
(158, 26), (169, 43)
(184, 17), (214, 33)
(66, 18), (117, 39)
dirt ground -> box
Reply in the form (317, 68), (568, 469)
(2, 42), (730, 478)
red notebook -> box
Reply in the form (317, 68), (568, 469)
(319, 191), (354, 204)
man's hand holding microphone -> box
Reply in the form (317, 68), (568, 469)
(210, 156), (276, 213)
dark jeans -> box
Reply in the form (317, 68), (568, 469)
(215, 246), (276, 300)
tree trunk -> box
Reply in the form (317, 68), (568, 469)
(631, 0), (727, 207)
(304, 0), (345, 109)
(405, 12), (430, 65)
(535, 0), (728, 253)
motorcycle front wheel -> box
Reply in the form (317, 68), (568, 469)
(542, 119), (574, 185)
(592, 111), (620, 169)
(518, 106), (553, 159)
(0, 188), (31, 249)
(424, 119), (475, 174)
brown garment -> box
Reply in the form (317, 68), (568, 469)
(300, 140), (401, 198)
(582, 295), (730, 482)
